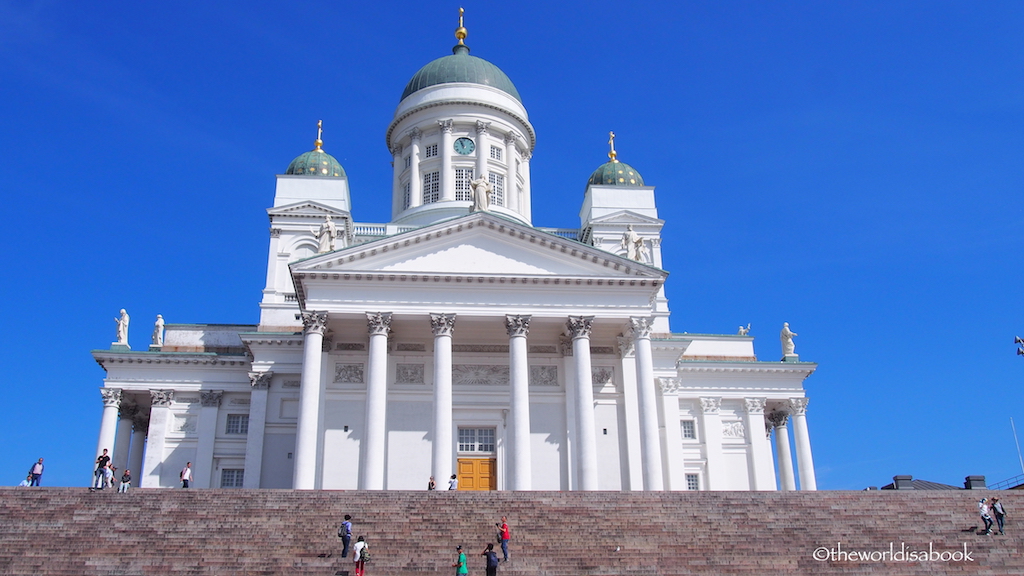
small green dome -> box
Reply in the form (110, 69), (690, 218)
(587, 160), (644, 187)
(286, 149), (346, 178)
(401, 44), (522, 103)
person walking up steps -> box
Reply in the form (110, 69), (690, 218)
(496, 516), (510, 561)
(338, 514), (353, 557)
(452, 545), (468, 576)
(352, 536), (368, 576)
(481, 543), (499, 576)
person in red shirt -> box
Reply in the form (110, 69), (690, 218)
(497, 516), (510, 561)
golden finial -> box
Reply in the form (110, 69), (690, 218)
(608, 131), (618, 162)
(455, 7), (468, 45)
(314, 120), (324, 151)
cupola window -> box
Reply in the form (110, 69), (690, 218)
(488, 173), (504, 206)
(425, 143), (438, 158)
(490, 145), (502, 161)
(455, 168), (474, 201)
(423, 171), (440, 203)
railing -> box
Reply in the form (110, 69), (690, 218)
(353, 224), (388, 237)
(283, 294), (298, 302)
(539, 227), (581, 241)
(989, 474), (1024, 490)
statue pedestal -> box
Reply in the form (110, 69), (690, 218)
(781, 354), (800, 363)
(149, 345), (163, 352)
(111, 343), (131, 351)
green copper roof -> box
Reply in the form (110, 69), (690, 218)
(401, 44), (522, 103)
(286, 149), (346, 178)
(587, 160), (644, 187)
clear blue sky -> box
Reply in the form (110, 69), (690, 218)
(1, 1), (1021, 490)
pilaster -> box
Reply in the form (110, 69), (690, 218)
(243, 371), (272, 488)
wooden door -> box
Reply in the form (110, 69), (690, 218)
(457, 458), (497, 491)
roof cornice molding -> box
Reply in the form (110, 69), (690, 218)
(386, 98), (536, 151)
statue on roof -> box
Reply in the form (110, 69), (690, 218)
(621, 225), (646, 262)
(780, 322), (798, 357)
(470, 176), (491, 212)
(152, 315), (165, 347)
(114, 309), (130, 345)
(738, 324), (750, 336)
(312, 215), (338, 253)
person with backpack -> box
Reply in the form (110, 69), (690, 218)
(337, 514), (353, 557)
(496, 516), (510, 561)
(480, 543), (499, 576)
(991, 497), (1007, 535)
(352, 536), (368, 576)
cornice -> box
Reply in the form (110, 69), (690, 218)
(92, 351), (251, 369)
(386, 99), (537, 151)
(674, 362), (817, 376)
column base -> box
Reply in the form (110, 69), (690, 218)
(111, 343), (131, 351)
(149, 345), (162, 352)
(781, 354), (800, 362)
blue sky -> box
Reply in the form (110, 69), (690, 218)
(1, 1), (1021, 490)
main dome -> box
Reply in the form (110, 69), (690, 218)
(400, 44), (522, 104)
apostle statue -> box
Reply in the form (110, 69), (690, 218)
(738, 323), (750, 336)
(780, 322), (798, 356)
(152, 314), (165, 347)
(312, 215), (337, 253)
(114, 309), (130, 345)
(621, 225), (645, 262)
(470, 176), (491, 212)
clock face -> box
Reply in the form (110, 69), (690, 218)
(453, 137), (476, 155)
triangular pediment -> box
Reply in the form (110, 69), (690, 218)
(268, 200), (351, 218)
(588, 210), (664, 227)
(291, 213), (665, 279)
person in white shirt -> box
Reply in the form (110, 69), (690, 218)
(180, 462), (193, 488)
(448, 474), (458, 490)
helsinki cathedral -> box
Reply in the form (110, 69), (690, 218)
(92, 13), (818, 492)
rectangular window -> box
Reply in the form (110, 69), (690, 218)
(681, 420), (696, 440)
(226, 414), (249, 435)
(402, 181), (411, 209)
(686, 473), (700, 491)
(424, 143), (438, 158)
(404, 155), (411, 169)
(458, 427), (495, 453)
(488, 173), (504, 207)
(423, 171), (440, 203)
(220, 469), (244, 488)
(454, 168), (474, 202)
(490, 145), (502, 161)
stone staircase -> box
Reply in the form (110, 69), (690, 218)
(0, 488), (1021, 575)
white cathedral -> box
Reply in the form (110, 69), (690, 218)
(92, 16), (818, 492)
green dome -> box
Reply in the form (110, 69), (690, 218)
(400, 44), (522, 103)
(286, 149), (346, 178)
(587, 160), (644, 187)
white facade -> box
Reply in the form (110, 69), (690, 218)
(91, 26), (817, 492)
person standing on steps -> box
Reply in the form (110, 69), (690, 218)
(92, 449), (110, 490)
(496, 516), (510, 562)
(428, 476), (436, 490)
(991, 497), (1007, 535)
(979, 498), (995, 535)
(338, 514), (353, 557)
(448, 474), (458, 490)
(481, 543), (499, 576)
(452, 545), (468, 576)
(180, 462), (193, 488)
(28, 458), (44, 486)
(352, 536), (367, 576)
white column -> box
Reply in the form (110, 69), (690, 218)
(408, 128), (422, 208)
(769, 410), (796, 491)
(699, 397), (725, 489)
(243, 372), (271, 488)
(112, 401), (137, 469)
(439, 120), (455, 202)
(361, 312), (392, 489)
(504, 132), (518, 212)
(743, 398), (775, 490)
(506, 314), (532, 490)
(431, 313), (456, 485)
(194, 391), (222, 489)
(143, 390), (173, 487)
(630, 317), (664, 491)
(391, 144), (403, 219)
(475, 121), (490, 183)
(616, 336), (643, 490)
(95, 388), (122, 469)
(521, 152), (532, 223)
(789, 398), (817, 491)
(293, 311), (328, 490)
(128, 412), (147, 479)
(567, 316), (599, 490)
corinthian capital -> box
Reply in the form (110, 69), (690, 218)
(100, 388), (122, 407)
(505, 314), (531, 338)
(629, 316), (654, 340)
(150, 389), (174, 407)
(430, 313), (456, 337)
(766, 410), (789, 429)
(407, 127), (422, 141)
(367, 312), (393, 336)
(248, 371), (273, 390)
(744, 397), (767, 415)
(301, 311), (329, 335)
(504, 131), (520, 145)
(201, 390), (223, 408)
(565, 316), (594, 339)
(438, 119), (454, 133)
(475, 120), (490, 136)
(699, 397), (721, 414)
(789, 397), (809, 415)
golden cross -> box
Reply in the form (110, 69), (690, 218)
(608, 131), (618, 161)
